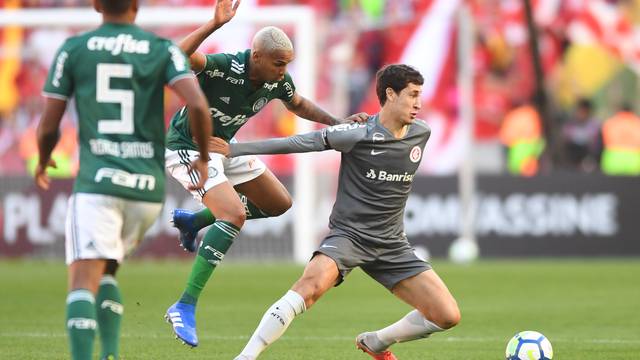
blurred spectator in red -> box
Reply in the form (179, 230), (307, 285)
(561, 98), (602, 172)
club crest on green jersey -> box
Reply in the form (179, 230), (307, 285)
(252, 97), (268, 112)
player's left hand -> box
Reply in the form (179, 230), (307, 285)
(342, 112), (369, 124)
(208, 136), (230, 156)
(214, 0), (241, 27)
(188, 157), (209, 190)
(34, 158), (57, 190)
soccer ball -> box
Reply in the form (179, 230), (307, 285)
(505, 331), (553, 360)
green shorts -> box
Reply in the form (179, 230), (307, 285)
(314, 229), (431, 291)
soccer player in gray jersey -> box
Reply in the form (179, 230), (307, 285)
(35, 1), (211, 359)
(209, 65), (460, 359)
(163, 0), (367, 348)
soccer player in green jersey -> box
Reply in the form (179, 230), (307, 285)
(163, 0), (367, 347)
(35, 1), (212, 359)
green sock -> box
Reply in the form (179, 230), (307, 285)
(192, 208), (216, 230)
(96, 276), (123, 360)
(179, 220), (240, 305)
(191, 194), (270, 232)
(238, 194), (270, 220)
(66, 289), (97, 360)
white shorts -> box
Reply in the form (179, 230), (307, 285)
(165, 148), (266, 201)
(65, 193), (162, 265)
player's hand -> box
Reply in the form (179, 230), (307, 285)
(342, 112), (369, 124)
(214, 0), (241, 27)
(188, 158), (209, 191)
(34, 158), (57, 190)
(208, 136), (230, 157)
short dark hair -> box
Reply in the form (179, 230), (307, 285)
(99, 0), (133, 15)
(375, 64), (424, 106)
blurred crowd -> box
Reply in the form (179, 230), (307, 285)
(1, 0), (640, 177)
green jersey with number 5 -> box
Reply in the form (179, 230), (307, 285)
(43, 23), (192, 202)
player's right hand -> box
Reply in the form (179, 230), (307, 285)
(34, 158), (57, 190)
(208, 137), (230, 157)
(343, 112), (369, 124)
(188, 158), (209, 190)
(214, 0), (241, 27)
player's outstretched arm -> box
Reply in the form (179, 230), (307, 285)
(209, 131), (328, 157)
(209, 123), (366, 157)
(35, 97), (66, 190)
(179, 0), (240, 72)
(171, 77), (212, 189)
(285, 92), (368, 125)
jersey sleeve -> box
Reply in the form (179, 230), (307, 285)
(202, 53), (228, 72)
(277, 72), (296, 103)
(229, 131), (327, 157)
(42, 40), (75, 100)
(164, 41), (194, 85)
(228, 123), (367, 157)
(322, 123), (368, 153)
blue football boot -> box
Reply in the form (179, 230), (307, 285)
(165, 302), (198, 347)
(170, 209), (198, 252)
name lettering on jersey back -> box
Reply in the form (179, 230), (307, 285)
(52, 51), (68, 87)
(209, 107), (248, 127)
(95, 168), (156, 191)
(366, 169), (414, 183)
(87, 34), (150, 56)
(89, 138), (154, 159)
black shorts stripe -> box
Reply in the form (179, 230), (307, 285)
(178, 150), (205, 197)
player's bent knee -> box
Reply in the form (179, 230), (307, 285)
(220, 208), (247, 228)
(431, 306), (461, 330)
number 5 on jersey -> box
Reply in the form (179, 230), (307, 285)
(97, 63), (134, 134)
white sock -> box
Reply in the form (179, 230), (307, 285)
(375, 310), (444, 349)
(239, 290), (306, 359)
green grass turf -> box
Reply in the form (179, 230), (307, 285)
(1, 259), (639, 359)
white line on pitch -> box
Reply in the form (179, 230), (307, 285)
(2, 332), (640, 345)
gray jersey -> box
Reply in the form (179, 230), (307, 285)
(229, 115), (431, 247)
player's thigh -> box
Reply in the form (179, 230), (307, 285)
(65, 193), (125, 292)
(392, 269), (460, 328)
(65, 193), (126, 265)
(120, 200), (163, 258)
(233, 168), (292, 215)
(201, 180), (246, 226)
(315, 233), (376, 287)
(165, 149), (228, 202)
(361, 243), (430, 291)
(291, 254), (341, 307)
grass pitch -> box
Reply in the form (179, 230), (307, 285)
(1, 259), (639, 359)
